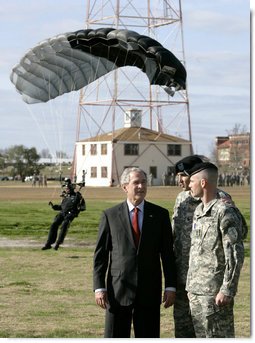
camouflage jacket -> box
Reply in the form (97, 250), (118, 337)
(186, 199), (245, 297)
(172, 191), (200, 285)
(172, 189), (231, 285)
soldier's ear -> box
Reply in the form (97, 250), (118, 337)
(201, 178), (206, 188)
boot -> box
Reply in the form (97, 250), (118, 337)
(54, 243), (60, 251)
(42, 244), (51, 250)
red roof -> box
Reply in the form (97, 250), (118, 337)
(217, 140), (230, 149)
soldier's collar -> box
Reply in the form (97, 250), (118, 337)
(202, 198), (218, 214)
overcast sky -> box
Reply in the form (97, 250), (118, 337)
(0, 0), (250, 159)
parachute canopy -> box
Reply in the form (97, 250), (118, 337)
(10, 28), (187, 104)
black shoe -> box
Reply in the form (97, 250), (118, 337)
(54, 244), (59, 251)
(42, 244), (51, 250)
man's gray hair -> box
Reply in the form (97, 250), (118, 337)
(120, 167), (147, 185)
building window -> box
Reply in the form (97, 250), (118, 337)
(91, 144), (97, 155)
(218, 149), (230, 161)
(149, 166), (157, 179)
(101, 166), (108, 178)
(101, 144), (107, 155)
(82, 144), (86, 156)
(124, 144), (139, 155)
(167, 144), (181, 156)
(91, 167), (97, 178)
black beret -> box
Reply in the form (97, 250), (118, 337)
(175, 155), (203, 175)
(188, 162), (218, 176)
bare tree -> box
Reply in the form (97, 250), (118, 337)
(226, 123), (248, 135)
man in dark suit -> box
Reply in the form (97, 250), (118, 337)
(93, 167), (176, 338)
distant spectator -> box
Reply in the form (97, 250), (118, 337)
(162, 172), (167, 186)
(32, 173), (37, 187)
(43, 174), (48, 187)
(38, 174), (43, 187)
(148, 173), (153, 186)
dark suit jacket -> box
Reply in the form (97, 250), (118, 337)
(93, 200), (176, 307)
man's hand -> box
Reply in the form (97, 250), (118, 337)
(163, 290), (176, 308)
(95, 291), (109, 309)
(215, 291), (232, 306)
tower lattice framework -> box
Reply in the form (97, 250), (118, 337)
(74, 0), (193, 182)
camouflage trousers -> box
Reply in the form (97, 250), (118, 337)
(188, 292), (235, 338)
(173, 285), (196, 338)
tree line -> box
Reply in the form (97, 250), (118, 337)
(0, 145), (69, 181)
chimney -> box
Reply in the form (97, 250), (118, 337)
(124, 109), (142, 128)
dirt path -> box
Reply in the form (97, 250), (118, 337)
(0, 237), (94, 248)
(0, 237), (43, 247)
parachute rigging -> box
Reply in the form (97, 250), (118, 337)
(10, 28), (186, 104)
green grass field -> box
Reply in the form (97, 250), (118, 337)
(0, 183), (251, 338)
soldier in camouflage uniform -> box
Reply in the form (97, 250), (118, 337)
(186, 162), (247, 338)
(172, 155), (202, 338)
(172, 155), (234, 337)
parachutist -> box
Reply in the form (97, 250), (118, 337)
(42, 179), (86, 251)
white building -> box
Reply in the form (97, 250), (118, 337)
(74, 110), (192, 186)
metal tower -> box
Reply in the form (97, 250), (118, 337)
(73, 0), (193, 181)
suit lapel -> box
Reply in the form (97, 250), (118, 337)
(118, 201), (136, 247)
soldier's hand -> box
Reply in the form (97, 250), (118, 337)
(48, 201), (53, 207)
(163, 290), (176, 308)
(95, 291), (108, 309)
(215, 291), (232, 306)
